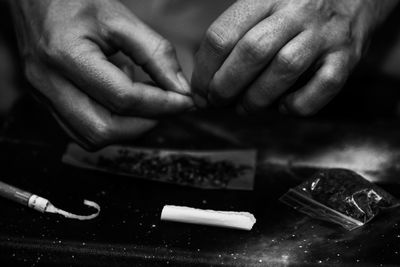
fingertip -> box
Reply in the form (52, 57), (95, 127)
(176, 71), (192, 95)
(170, 91), (196, 111)
(283, 93), (317, 117)
(151, 69), (190, 96)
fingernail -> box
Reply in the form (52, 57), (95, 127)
(279, 104), (289, 114)
(177, 72), (191, 95)
(193, 94), (208, 108)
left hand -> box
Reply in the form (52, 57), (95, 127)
(192, 0), (398, 115)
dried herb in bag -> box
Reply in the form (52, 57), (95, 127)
(280, 169), (399, 230)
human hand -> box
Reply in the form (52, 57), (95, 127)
(10, 0), (194, 149)
(192, 0), (398, 115)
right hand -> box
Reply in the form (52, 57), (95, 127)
(10, 0), (194, 150)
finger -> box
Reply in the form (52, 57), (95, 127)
(109, 17), (191, 95)
(191, 0), (276, 105)
(209, 12), (302, 106)
(236, 31), (322, 114)
(42, 71), (157, 150)
(56, 41), (193, 118)
(281, 52), (350, 116)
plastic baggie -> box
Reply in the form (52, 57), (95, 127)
(280, 169), (399, 231)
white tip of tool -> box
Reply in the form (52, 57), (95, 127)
(28, 195), (50, 213)
(161, 205), (256, 231)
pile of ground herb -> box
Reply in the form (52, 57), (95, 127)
(94, 149), (251, 188)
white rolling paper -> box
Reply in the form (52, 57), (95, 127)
(161, 205), (256, 231)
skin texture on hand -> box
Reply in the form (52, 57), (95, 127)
(9, 0), (194, 150)
(192, 0), (399, 116)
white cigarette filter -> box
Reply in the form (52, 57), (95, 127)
(161, 205), (256, 231)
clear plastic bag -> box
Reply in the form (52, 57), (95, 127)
(280, 169), (399, 231)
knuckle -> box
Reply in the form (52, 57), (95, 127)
(326, 18), (354, 46)
(275, 51), (304, 74)
(37, 34), (67, 63)
(38, 32), (83, 66)
(38, 45), (63, 65)
(239, 35), (268, 62)
(42, 44), (76, 69)
(102, 16), (136, 40)
(204, 26), (234, 55)
(102, 17), (124, 35)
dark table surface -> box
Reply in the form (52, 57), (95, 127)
(2, 73), (400, 267)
